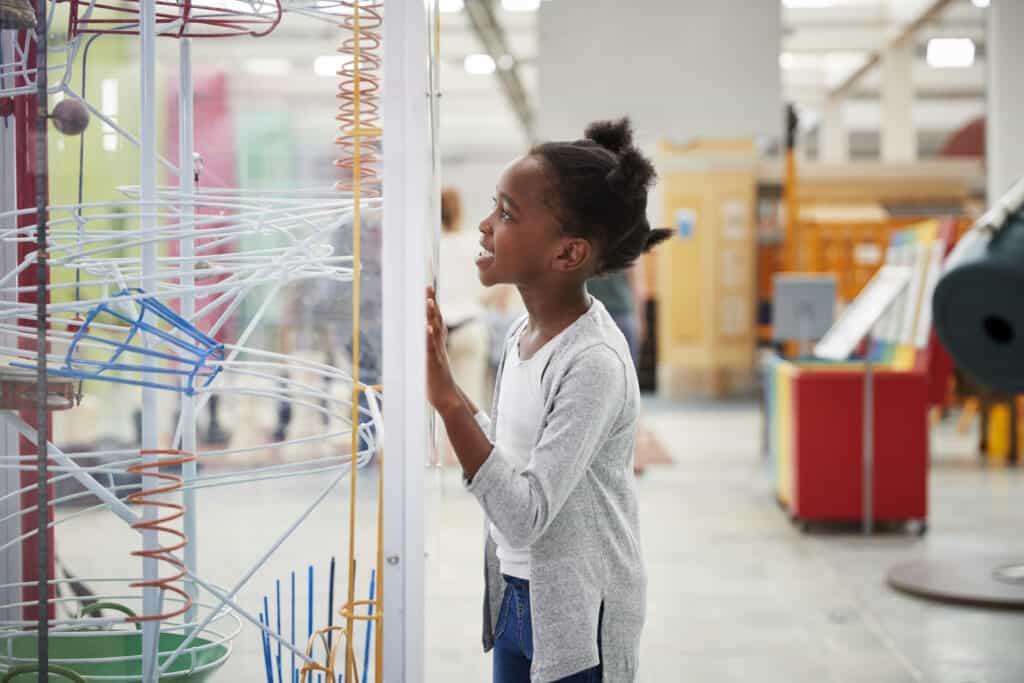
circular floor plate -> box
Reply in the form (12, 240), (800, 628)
(887, 555), (1024, 609)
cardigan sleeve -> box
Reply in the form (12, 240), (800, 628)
(465, 343), (626, 548)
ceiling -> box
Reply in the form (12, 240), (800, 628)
(171, 0), (988, 163)
(433, 0), (988, 159)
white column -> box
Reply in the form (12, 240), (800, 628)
(139, 0), (160, 679)
(0, 30), (22, 626)
(178, 36), (199, 629)
(820, 98), (849, 162)
(880, 40), (915, 162)
(538, 0), (781, 141)
(987, 0), (1024, 204)
(382, 0), (428, 680)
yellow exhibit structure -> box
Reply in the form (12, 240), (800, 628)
(655, 139), (758, 398)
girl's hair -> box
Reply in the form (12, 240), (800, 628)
(530, 117), (671, 274)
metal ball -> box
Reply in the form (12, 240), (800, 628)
(51, 98), (90, 136)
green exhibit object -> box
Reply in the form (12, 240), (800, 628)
(0, 630), (229, 682)
(1, 664), (86, 682)
(933, 178), (1024, 394)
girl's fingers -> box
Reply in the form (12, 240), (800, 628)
(426, 298), (438, 328)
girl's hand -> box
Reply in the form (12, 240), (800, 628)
(426, 287), (461, 416)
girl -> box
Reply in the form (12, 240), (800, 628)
(426, 118), (669, 683)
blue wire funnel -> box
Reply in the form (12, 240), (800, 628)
(21, 288), (225, 395)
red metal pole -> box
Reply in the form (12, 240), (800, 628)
(13, 31), (55, 624)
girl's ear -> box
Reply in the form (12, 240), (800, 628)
(553, 237), (592, 273)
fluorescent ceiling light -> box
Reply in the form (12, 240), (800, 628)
(972, 0), (989, 7)
(464, 53), (496, 75)
(439, 0), (464, 12)
(496, 54), (516, 70)
(244, 57), (291, 76)
(926, 38), (975, 68)
(502, 0), (540, 11)
(314, 55), (353, 77)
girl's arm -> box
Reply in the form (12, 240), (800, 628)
(438, 400), (492, 481)
(456, 383), (480, 417)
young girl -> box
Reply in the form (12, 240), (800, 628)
(426, 118), (669, 683)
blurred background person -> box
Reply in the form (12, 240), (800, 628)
(587, 258), (649, 368)
(438, 187), (490, 461)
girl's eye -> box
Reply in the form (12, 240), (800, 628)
(491, 197), (511, 221)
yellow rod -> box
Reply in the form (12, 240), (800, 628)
(375, 447), (383, 682)
(783, 148), (799, 272)
(346, 4), (363, 683)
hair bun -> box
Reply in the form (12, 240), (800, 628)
(607, 147), (657, 198)
(644, 227), (673, 252)
(584, 117), (633, 155)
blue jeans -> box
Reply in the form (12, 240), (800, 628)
(492, 575), (602, 683)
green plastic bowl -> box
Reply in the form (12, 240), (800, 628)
(1, 630), (229, 682)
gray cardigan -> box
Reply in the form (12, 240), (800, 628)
(466, 299), (647, 682)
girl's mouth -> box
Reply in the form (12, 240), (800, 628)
(476, 244), (495, 267)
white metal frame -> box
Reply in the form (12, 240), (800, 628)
(1, 0), (432, 678)
(0, 29), (21, 629)
(382, 0), (429, 678)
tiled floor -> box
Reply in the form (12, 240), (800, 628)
(52, 399), (1024, 682)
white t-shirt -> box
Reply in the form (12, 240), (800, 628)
(488, 323), (563, 580)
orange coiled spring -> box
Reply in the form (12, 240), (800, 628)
(125, 449), (195, 623)
(334, 1), (383, 196)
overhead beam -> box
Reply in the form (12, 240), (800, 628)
(463, 0), (538, 143)
(829, 0), (956, 101)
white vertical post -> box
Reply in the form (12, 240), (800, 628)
(382, 0), (428, 679)
(139, 0), (161, 679)
(0, 30), (22, 626)
(819, 98), (849, 163)
(880, 40), (915, 162)
(178, 35), (199, 629)
(987, 0), (1024, 204)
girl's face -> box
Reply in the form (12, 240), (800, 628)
(475, 155), (574, 288)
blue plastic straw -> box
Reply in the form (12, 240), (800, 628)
(291, 570), (297, 683)
(276, 579), (284, 683)
(327, 557), (336, 654)
(260, 609), (274, 683)
(362, 569), (375, 683)
(307, 565), (314, 645)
